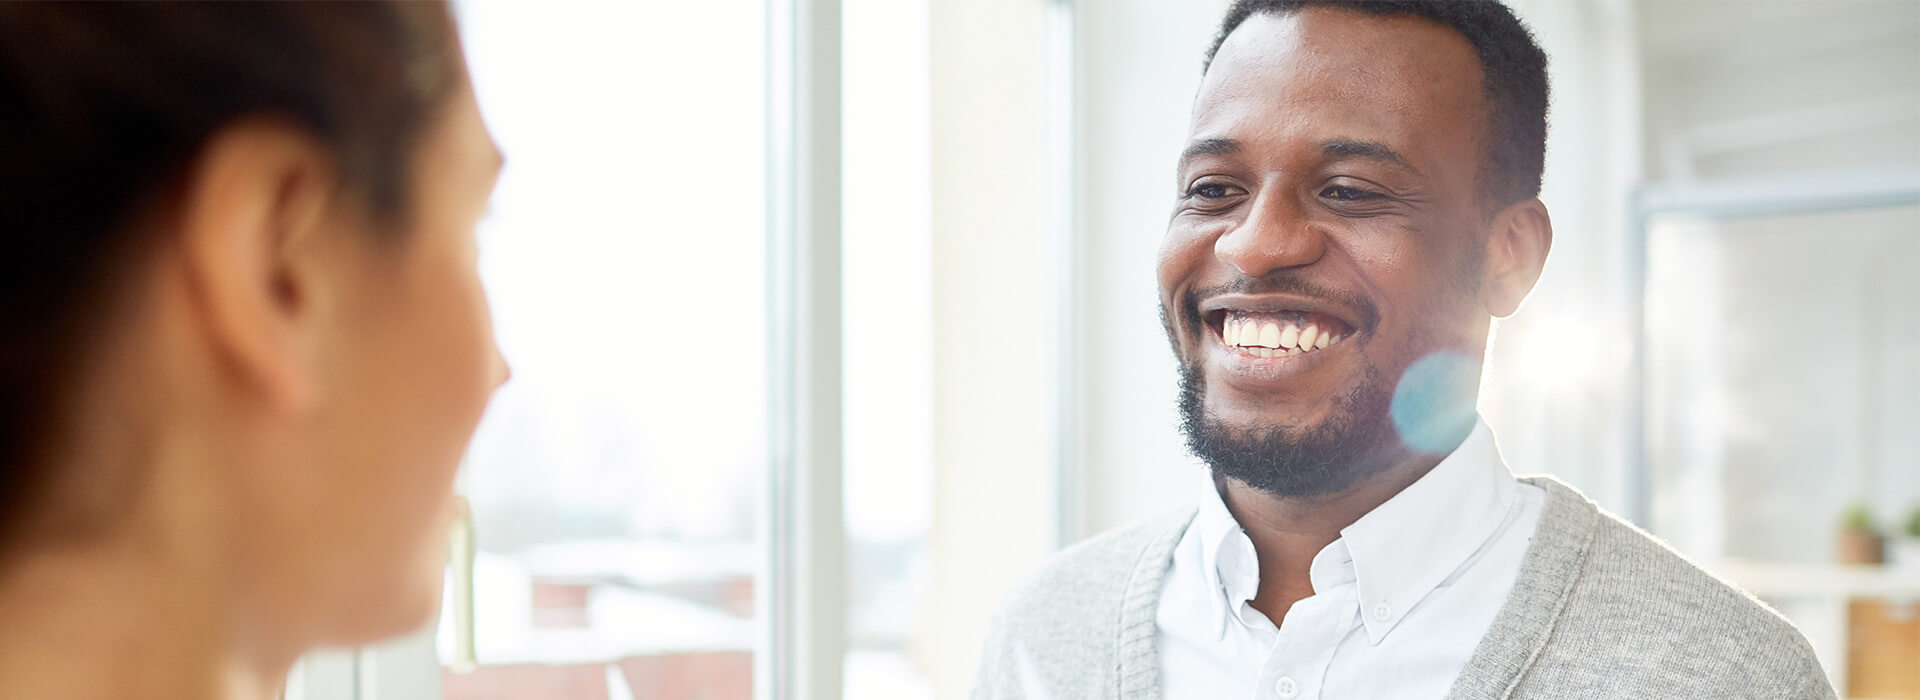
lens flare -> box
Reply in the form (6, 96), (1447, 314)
(1391, 351), (1479, 454)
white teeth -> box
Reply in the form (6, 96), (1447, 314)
(1222, 313), (1349, 357)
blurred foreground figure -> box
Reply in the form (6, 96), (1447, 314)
(972, 1), (1834, 698)
(0, 3), (506, 698)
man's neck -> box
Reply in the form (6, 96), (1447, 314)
(1220, 451), (1444, 625)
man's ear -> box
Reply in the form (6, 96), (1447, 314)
(175, 119), (337, 413)
(1480, 197), (1553, 318)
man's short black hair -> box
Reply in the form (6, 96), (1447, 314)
(1204, 0), (1549, 205)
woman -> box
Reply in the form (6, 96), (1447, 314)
(0, 3), (506, 698)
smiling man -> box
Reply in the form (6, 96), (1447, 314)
(971, 2), (1833, 699)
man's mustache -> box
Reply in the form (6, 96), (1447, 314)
(1178, 275), (1380, 338)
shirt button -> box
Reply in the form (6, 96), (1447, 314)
(1273, 676), (1299, 698)
(1372, 602), (1392, 621)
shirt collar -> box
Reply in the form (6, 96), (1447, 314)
(1194, 478), (1260, 640)
(1340, 418), (1517, 643)
(1196, 418), (1519, 645)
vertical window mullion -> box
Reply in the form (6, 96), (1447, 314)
(763, 1), (845, 699)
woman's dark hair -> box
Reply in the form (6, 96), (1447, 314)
(0, 2), (462, 550)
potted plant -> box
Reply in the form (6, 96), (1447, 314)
(1837, 503), (1884, 566)
(1890, 507), (1920, 568)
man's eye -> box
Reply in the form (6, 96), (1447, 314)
(1319, 185), (1380, 202)
(1192, 183), (1237, 199)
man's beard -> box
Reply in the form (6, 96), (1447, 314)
(1175, 359), (1397, 499)
(1163, 274), (1399, 499)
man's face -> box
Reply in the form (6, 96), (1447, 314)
(1160, 8), (1496, 496)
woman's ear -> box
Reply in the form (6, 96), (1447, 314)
(174, 119), (337, 413)
(1480, 197), (1553, 319)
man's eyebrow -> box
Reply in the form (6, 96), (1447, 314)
(1322, 139), (1420, 176)
(1179, 137), (1240, 164)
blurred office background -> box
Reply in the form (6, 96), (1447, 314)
(288, 1), (1919, 699)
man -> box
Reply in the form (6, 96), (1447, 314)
(972, 1), (1833, 698)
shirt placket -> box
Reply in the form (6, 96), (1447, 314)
(1254, 586), (1354, 700)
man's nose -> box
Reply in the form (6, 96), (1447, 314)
(1213, 188), (1327, 278)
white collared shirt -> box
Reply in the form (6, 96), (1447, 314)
(1156, 420), (1545, 700)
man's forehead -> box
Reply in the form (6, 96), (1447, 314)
(1189, 8), (1487, 155)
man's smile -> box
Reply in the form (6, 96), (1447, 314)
(1191, 290), (1370, 384)
(1211, 310), (1351, 357)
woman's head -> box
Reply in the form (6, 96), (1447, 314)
(0, 2), (506, 647)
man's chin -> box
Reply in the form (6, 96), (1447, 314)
(1203, 412), (1316, 444)
(1201, 395), (1327, 436)
(1177, 361), (1395, 498)
(1192, 419), (1387, 498)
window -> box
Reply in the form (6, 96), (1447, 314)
(286, 3), (1063, 698)
(443, 2), (769, 698)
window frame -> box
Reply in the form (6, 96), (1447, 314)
(761, 0), (846, 697)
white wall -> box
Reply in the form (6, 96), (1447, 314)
(1636, 0), (1920, 181)
(1070, 0), (1231, 538)
(919, 1), (1057, 697)
(1481, 0), (1645, 515)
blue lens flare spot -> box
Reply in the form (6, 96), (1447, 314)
(1390, 351), (1478, 455)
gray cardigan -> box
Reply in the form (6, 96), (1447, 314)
(972, 476), (1836, 699)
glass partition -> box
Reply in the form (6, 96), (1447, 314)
(1643, 196), (1920, 698)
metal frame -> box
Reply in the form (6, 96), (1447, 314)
(1624, 165), (1920, 528)
(761, 1), (844, 699)
(1046, 0), (1082, 549)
